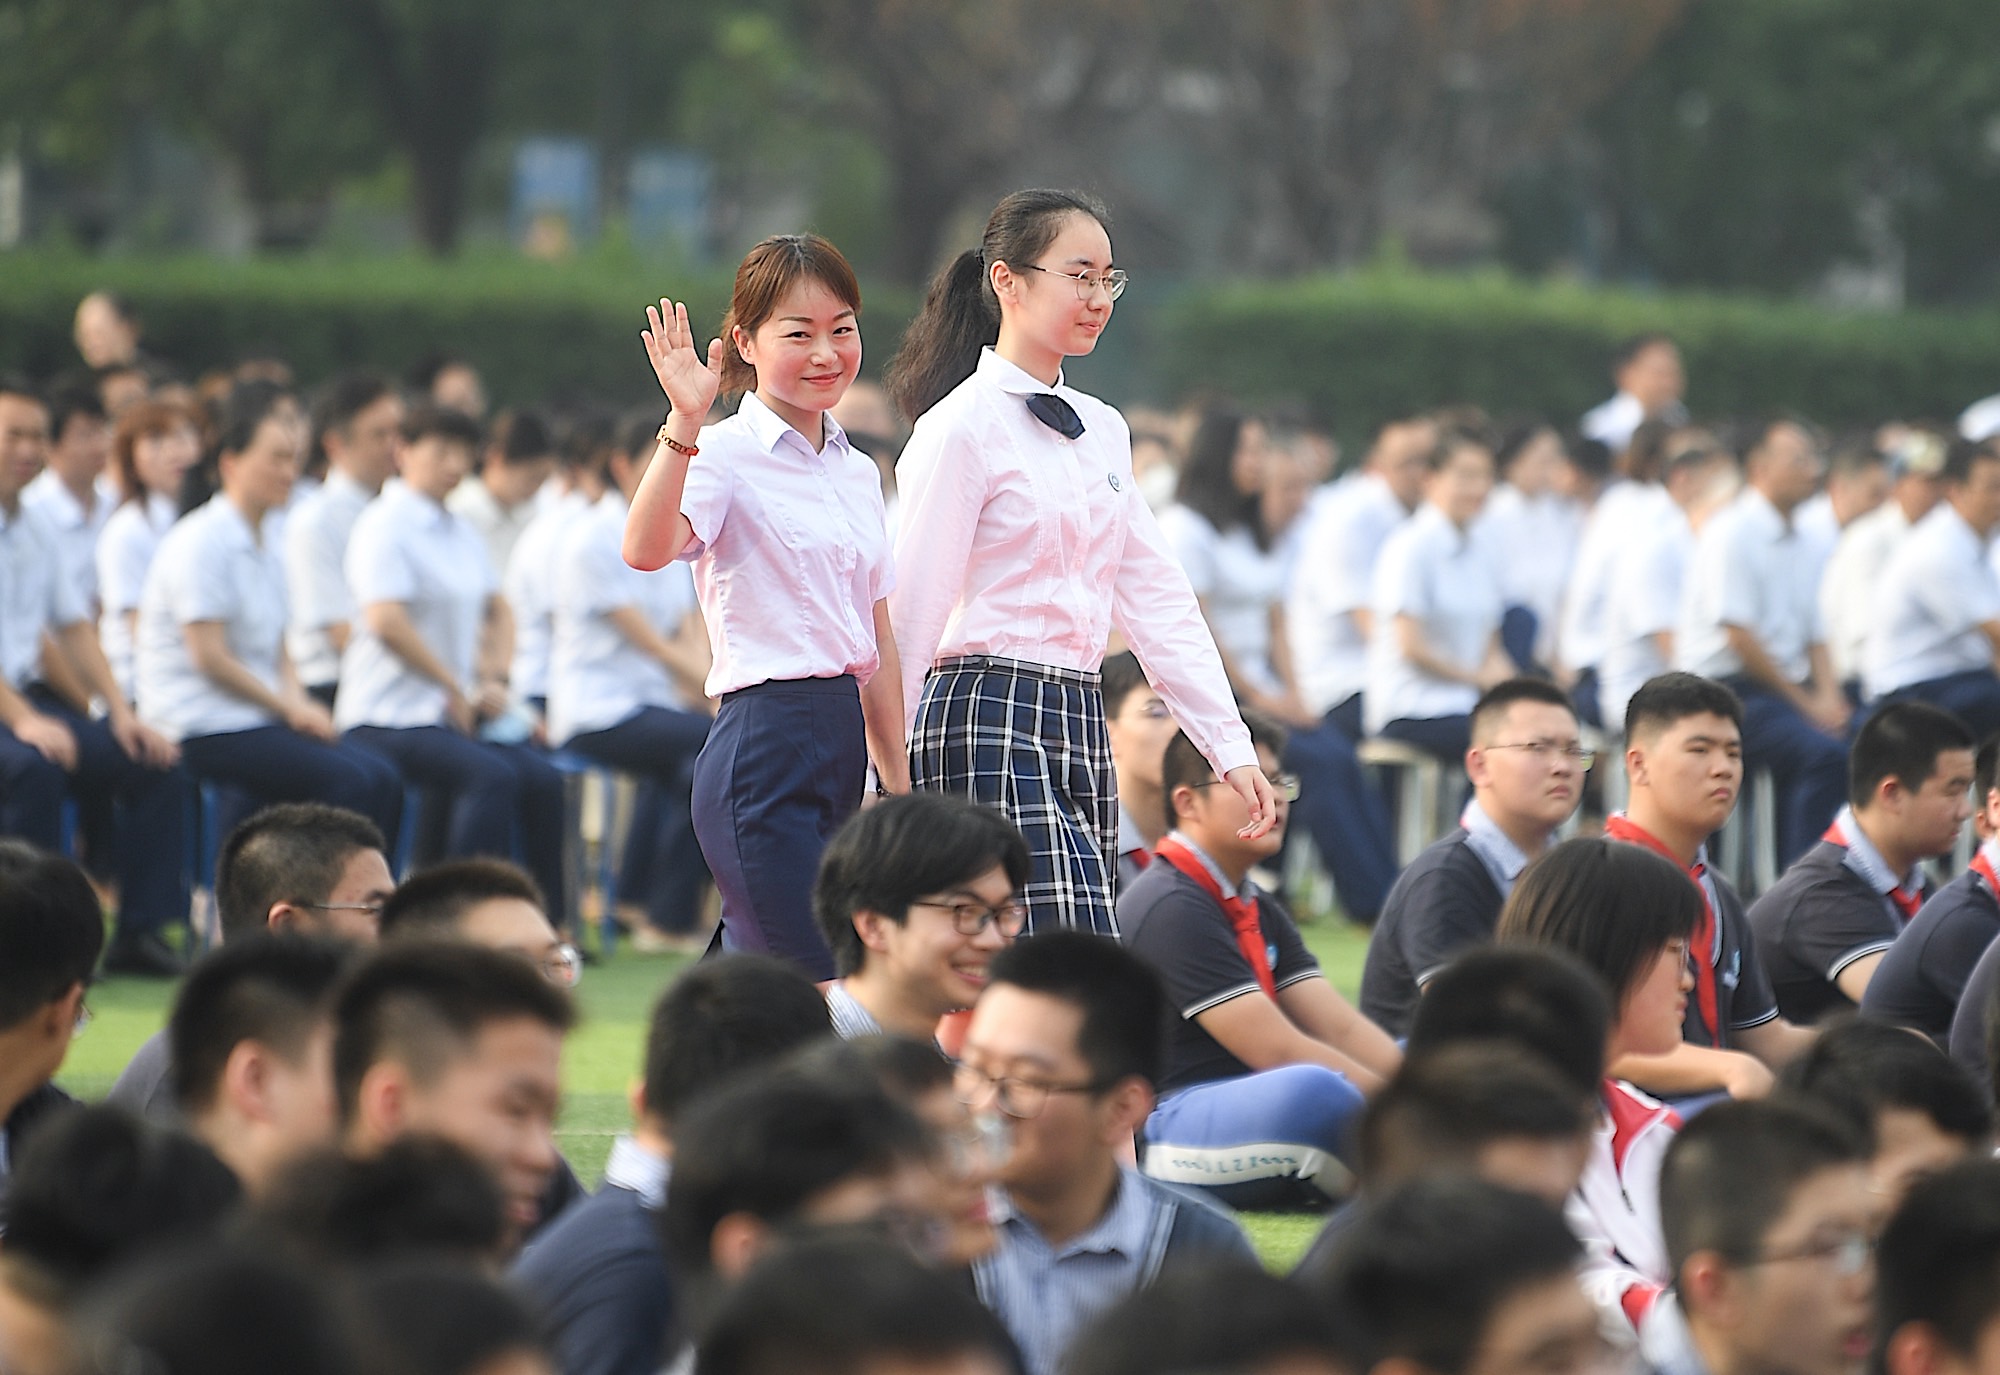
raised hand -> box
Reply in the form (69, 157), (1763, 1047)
(642, 298), (725, 420)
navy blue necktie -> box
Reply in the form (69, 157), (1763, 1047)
(1026, 393), (1085, 440)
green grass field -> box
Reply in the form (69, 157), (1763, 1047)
(56, 918), (1374, 1271)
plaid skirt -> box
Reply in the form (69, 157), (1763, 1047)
(909, 655), (1119, 937)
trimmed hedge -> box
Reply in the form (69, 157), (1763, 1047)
(1151, 270), (2000, 440)
(0, 251), (918, 409)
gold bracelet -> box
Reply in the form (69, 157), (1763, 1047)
(657, 424), (697, 458)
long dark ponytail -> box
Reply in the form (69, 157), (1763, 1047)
(885, 188), (1110, 423)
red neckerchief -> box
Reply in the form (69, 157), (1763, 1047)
(1154, 836), (1277, 1000)
(1603, 815), (1718, 1043)
(1128, 848), (1151, 870)
(1823, 818), (1924, 923)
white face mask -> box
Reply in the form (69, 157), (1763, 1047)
(1138, 462), (1178, 512)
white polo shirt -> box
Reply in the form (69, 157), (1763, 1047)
(1474, 483), (1584, 658)
(97, 492), (179, 701)
(1863, 503), (2000, 699)
(506, 485), (589, 702)
(285, 469), (376, 689)
(548, 491), (700, 745)
(1365, 503), (1503, 732)
(0, 501), (89, 691)
(335, 481), (498, 730)
(1558, 480), (1674, 675)
(23, 469), (116, 610)
(1820, 502), (1914, 685)
(1285, 471), (1408, 715)
(1158, 503), (1290, 699)
(135, 495), (288, 742)
(449, 475), (540, 583)
(1676, 488), (1820, 685)
(1599, 509), (1694, 731)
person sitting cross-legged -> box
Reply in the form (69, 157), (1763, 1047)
(1121, 715), (1401, 1209)
(815, 792), (1032, 1041)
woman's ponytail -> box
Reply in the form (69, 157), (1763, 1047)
(885, 248), (996, 424)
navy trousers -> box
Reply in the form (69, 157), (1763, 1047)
(1281, 720), (1396, 923)
(344, 724), (569, 930)
(691, 676), (864, 981)
(1143, 1064), (1365, 1209)
(179, 725), (404, 850)
(1723, 679), (1849, 870)
(1876, 670), (2000, 743)
(1378, 714), (1472, 763)
(0, 685), (189, 936)
(566, 705), (711, 936)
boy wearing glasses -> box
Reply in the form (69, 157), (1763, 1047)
(1120, 716), (1400, 1209)
(956, 931), (1254, 1375)
(1647, 1099), (1876, 1375)
(1361, 678), (1586, 1038)
(814, 793), (1033, 1041)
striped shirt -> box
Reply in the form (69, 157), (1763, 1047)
(826, 981), (884, 1039)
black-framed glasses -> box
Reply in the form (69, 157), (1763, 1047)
(1483, 740), (1596, 768)
(1016, 263), (1129, 302)
(909, 898), (1026, 939)
(1194, 774), (1303, 802)
(1740, 1230), (1873, 1277)
(954, 1061), (1113, 1119)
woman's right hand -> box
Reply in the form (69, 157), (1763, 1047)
(642, 299), (725, 421)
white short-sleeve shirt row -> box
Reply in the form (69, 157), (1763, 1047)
(1285, 471), (1408, 716)
(334, 480), (498, 730)
(1365, 503), (1503, 732)
(0, 501), (89, 691)
(1675, 487), (1821, 685)
(285, 469), (376, 690)
(548, 490), (700, 744)
(1864, 502), (2000, 698)
(506, 485), (590, 703)
(135, 495), (289, 742)
(1598, 508), (1694, 730)
(22, 470), (116, 611)
(97, 491), (179, 701)
(1156, 504), (1291, 700)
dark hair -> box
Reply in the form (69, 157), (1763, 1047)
(1940, 436), (2000, 487)
(1624, 671), (1744, 742)
(1978, 733), (2000, 804)
(1851, 701), (1976, 810)
(1312, 1178), (1582, 1375)
(984, 931), (1165, 1088)
(814, 794), (1032, 976)
(311, 370), (397, 446)
(717, 234), (863, 397)
(378, 858), (544, 939)
(1493, 420), (1560, 478)
(0, 371), (43, 408)
(485, 408), (555, 466)
(642, 954), (831, 1126)
(1827, 433), (1886, 480)
(0, 842), (106, 1030)
(331, 942), (575, 1123)
(1100, 650), (1150, 719)
(886, 189), (1109, 421)
(405, 353), (470, 394)
(1659, 1098), (1869, 1281)
(70, 1241), (357, 1375)
(46, 380), (107, 441)
(400, 402), (484, 451)
(1497, 837), (1700, 1006)
(657, 1064), (930, 1280)
(1424, 420), (1496, 475)
(1623, 416), (1678, 483)
(1161, 715), (1288, 836)
(1358, 1045), (1594, 1190)
(1068, 1261), (1357, 1375)
(169, 934), (350, 1116)
(217, 803), (387, 941)
(1570, 436), (1613, 482)
(616, 406), (663, 465)
(1469, 679), (1575, 745)
(1405, 946), (1610, 1097)
(1177, 405), (1261, 538)
(255, 1136), (506, 1266)
(1614, 331), (1677, 372)
(351, 1260), (549, 1375)
(112, 395), (200, 502)
(213, 379), (293, 459)
(800, 1033), (954, 1102)
(1875, 1160), (2000, 1366)
(697, 1236), (1023, 1375)
(1778, 1017), (1991, 1146)
(4, 1107), (242, 1296)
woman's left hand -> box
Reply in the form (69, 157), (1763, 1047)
(1224, 764), (1277, 839)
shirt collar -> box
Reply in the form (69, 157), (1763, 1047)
(1117, 805), (1147, 858)
(993, 1168), (1161, 1260)
(1165, 829), (1255, 901)
(977, 346), (1067, 397)
(1829, 805), (1925, 895)
(1459, 799), (1532, 893)
(735, 390), (851, 459)
(383, 478), (452, 527)
(208, 494), (264, 547)
(326, 468), (374, 504)
(602, 1132), (671, 1208)
(1742, 486), (1792, 537)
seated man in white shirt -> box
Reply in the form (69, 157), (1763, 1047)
(1819, 429), (1947, 702)
(1580, 331), (1688, 451)
(814, 792), (1030, 1040)
(448, 409), (556, 579)
(1864, 437), (2000, 737)
(1285, 414), (1433, 739)
(22, 384), (114, 611)
(286, 373), (404, 709)
(1676, 418), (1851, 867)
